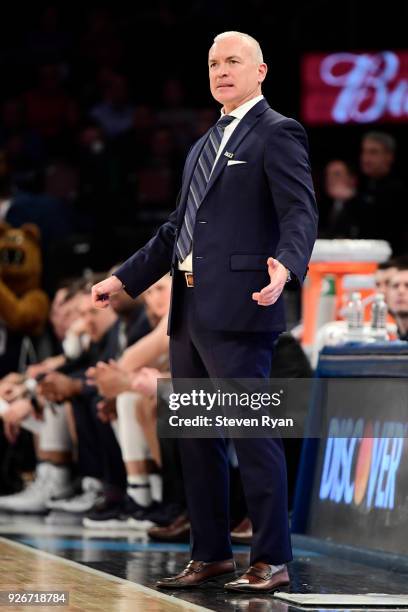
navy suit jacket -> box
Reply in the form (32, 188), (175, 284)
(116, 98), (318, 333)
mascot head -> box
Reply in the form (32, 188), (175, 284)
(0, 222), (42, 296)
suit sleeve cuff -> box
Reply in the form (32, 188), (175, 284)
(275, 254), (308, 286)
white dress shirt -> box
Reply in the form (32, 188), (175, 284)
(178, 95), (264, 272)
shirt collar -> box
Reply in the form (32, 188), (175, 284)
(220, 94), (264, 121)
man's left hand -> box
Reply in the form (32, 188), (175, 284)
(252, 257), (287, 306)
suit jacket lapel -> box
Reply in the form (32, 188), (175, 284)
(176, 132), (209, 225)
(203, 98), (270, 198)
(177, 98), (270, 224)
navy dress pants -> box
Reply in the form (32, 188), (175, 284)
(169, 273), (293, 565)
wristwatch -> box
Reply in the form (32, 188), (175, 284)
(276, 260), (291, 283)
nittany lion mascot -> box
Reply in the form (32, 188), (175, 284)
(0, 222), (49, 376)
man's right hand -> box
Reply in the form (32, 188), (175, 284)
(91, 275), (123, 308)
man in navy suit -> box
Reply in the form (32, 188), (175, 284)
(92, 31), (317, 593)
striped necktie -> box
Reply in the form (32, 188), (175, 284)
(176, 114), (235, 262)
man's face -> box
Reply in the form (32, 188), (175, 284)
(50, 288), (68, 339)
(77, 293), (116, 342)
(208, 36), (267, 111)
(325, 161), (354, 188)
(57, 292), (83, 338)
(360, 138), (393, 179)
(387, 271), (408, 316)
(144, 277), (171, 320)
(375, 266), (398, 303)
(324, 160), (356, 199)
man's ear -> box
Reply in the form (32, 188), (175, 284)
(258, 62), (268, 84)
(21, 223), (41, 244)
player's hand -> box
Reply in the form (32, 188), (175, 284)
(96, 399), (117, 423)
(131, 367), (162, 398)
(91, 275), (123, 309)
(3, 399), (33, 426)
(252, 257), (288, 306)
(38, 372), (81, 402)
(0, 381), (25, 402)
(86, 361), (131, 399)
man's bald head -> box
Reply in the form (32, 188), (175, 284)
(212, 31), (264, 64)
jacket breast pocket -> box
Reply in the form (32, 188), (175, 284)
(230, 254), (269, 271)
(226, 160), (248, 167)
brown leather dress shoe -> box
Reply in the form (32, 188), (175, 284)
(148, 513), (190, 542)
(224, 562), (289, 593)
(156, 559), (236, 589)
(230, 517), (252, 544)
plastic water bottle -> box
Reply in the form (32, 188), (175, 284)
(346, 292), (363, 332)
(316, 275), (336, 330)
(370, 293), (388, 341)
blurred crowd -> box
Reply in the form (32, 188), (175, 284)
(0, 271), (177, 531)
(0, 255), (406, 542)
(0, 268), (312, 543)
(318, 131), (408, 255)
(0, 6), (220, 293)
(0, 7), (406, 297)
(0, 5), (407, 542)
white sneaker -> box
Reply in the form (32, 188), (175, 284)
(46, 477), (104, 513)
(82, 516), (131, 530)
(0, 463), (74, 514)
